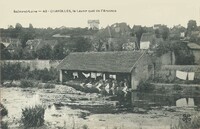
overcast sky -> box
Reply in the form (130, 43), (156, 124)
(0, 0), (200, 29)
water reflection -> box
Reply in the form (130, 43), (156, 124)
(176, 98), (195, 107)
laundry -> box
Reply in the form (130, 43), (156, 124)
(96, 83), (102, 91)
(91, 72), (97, 79)
(176, 70), (187, 80)
(188, 72), (195, 80)
(105, 84), (110, 93)
(82, 72), (90, 78)
(109, 75), (116, 79)
(73, 72), (78, 79)
(96, 73), (102, 77)
(122, 86), (128, 94)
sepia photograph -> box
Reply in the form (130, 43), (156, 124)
(0, 0), (200, 129)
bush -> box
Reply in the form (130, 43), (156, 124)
(137, 81), (155, 92)
(21, 105), (45, 128)
(0, 121), (8, 129)
(38, 83), (56, 89)
(20, 79), (36, 88)
(173, 84), (183, 91)
(0, 103), (8, 117)
(171, 114), (200, 129)
(82, 124), (89, 129)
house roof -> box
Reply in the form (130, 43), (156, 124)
(6, 40), (21, 50)
(26, 39), (41, 50)
(52, 34), (71, 38)
(26, 39), (58, 50)
(187, 43), (200, 50)
(57, 51), (146, 73)
(140, 33), (155, 42)
(36, 40), (58, 50)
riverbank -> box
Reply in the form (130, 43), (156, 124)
(1, 85), (200, 129)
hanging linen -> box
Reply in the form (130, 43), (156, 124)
(91, 72), (97, 79)
(176, 70), (187, 80)
(109, 74), (116, 79)
(96, 73), (102, 77)
(105, 84), (110, 93)
(188, 72), (195, 81)
(82, 72), (90, 78)
(73, 72), (78, 79)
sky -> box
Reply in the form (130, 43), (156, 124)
(0, 0), (200, 29)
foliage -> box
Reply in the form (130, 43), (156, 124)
(21, 105), (45, 128)
(20, 79), (36, 88)
(0, 103), (8, 117)
(72, 37), (92, 52)
(155, 40), (194, 65)
(36, 44), (53, 59)
(137, 81), (155, 92)
(171, 114), (200, 129)
(39, 83), (56, 89)
(173, 84), (183, 91)
(82, 124), (89, 129)
(53, 42), (70, 59)
(1, 62), (30, 81)
(0, 121), (8, 129)
(0, 43), (11, 60)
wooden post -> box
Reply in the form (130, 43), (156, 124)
(59, 70), (63, 83)
(103, 73), (106, 81)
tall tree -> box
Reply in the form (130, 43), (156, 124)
(36, 44), (53, 59)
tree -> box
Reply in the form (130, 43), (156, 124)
(73, 37), (92, 52)
(36, 44), (53, 59)
(53, 43), (69, 59)
(0, 43), (11, 60)
(156, 40), (194, 65)
(14, 23), (23, 38)
(20, 23), (35, 48)
(161, 27), (169, 40)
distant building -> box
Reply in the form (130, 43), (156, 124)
(88, 20), (100, 30)
(153, 24), (162, 29)
(25, 39), (58, 51)
(140, 33), (156, 49)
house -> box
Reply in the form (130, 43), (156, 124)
(6, 39), (21, 52)
(25, 39), (58, 51)
(88, 20), (100, 30)
(57, 51), (154, 104)
(187, 43), (200, 65)
(122, 37), (137, 51)
(153, 24), (162, 30)
(140, 33), (155, 49)
(26, 39), (42, 51)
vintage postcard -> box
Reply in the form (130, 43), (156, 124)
(0, 0), (200, 129)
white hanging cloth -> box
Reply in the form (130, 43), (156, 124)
(105, 84), (110, 93)
(188, 72), (195, 81)
(73, 72), (78, 79)
(109, 74), (116, 79)
(91, 72), (97, 79)
(96, 73), (102, 77)
(176, 70), (187, 80)
(82, 72), (90, 78)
